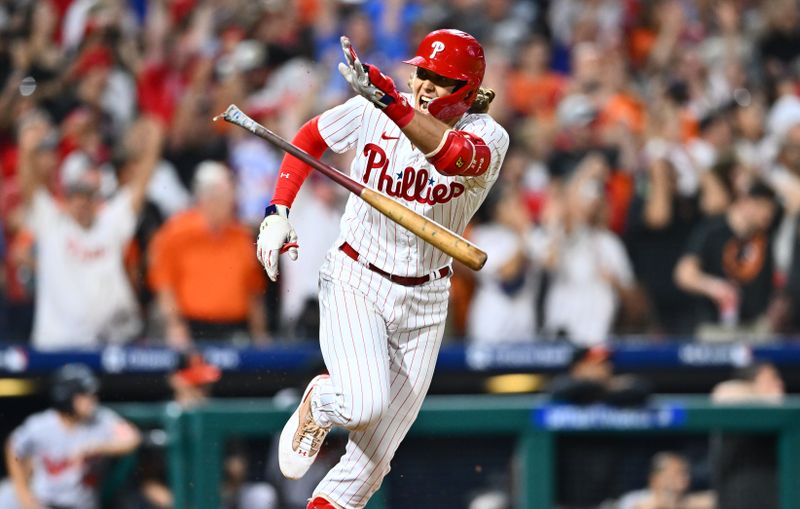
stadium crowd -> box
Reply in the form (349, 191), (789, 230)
(0, 0), (799, 350)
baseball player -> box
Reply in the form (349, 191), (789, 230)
(1, 364), (141, 509)
(257, 29), (509, 509)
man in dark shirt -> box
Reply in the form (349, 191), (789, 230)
(547, 347), (651, 507)
(626, 158), (700, 334)
(548, 346), (651, 407)
(711, 362), (784, 509)
(674, 182), (777, 338)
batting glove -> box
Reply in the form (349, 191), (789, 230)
(337, 36), (415, 128)
(257, 204), (299, 282)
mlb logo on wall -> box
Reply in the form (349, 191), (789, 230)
(0, 347), (29, 373)
(102, 345), (127, 373)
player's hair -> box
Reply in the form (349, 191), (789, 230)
(468, 87), (496, 114)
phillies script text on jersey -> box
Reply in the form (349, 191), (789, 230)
(363, 143), (465, 204)
(317, 94), (509, 276)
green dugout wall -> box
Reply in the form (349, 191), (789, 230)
(113, 395), (800, 509)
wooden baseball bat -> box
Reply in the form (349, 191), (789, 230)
(213, 104), (487, 271)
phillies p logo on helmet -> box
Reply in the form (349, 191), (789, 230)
(429, 41), (446, 59)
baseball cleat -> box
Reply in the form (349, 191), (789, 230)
(307, 495), (340, 509)
(279, 374), (331, 479)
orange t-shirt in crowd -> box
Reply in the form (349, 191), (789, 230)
(599, 93), (646, 135)
(506, 71), (566, 119)
(627, 27), (656, 70)
(148, 209), (265, 322)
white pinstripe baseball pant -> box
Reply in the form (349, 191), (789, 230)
(309, 248), (450, 508)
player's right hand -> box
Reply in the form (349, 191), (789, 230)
(257, 204), (299, 282)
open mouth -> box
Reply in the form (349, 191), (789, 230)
(419, 96), (433, 111)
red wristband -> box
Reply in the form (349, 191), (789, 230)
(366, 65), (415, 128)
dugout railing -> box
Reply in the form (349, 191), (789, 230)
(112, 395), (800, 509)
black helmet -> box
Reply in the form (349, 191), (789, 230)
(51, 363), (99, 414)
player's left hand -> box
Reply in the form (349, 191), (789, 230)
(338, 36), (414, 127)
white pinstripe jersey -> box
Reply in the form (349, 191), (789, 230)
(317, 94), (510, 277)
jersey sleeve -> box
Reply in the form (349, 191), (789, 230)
(9, 414), (40, 458)
(25, 190), (61, 236)
(95, 407), (129, 441)
(101, 189), (137, 245)
(456, 115), (510, 190)
(601, 232), (635, 286)
(317, 95), (370, 154)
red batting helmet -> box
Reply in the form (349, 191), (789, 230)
(403, 29), (486, 121)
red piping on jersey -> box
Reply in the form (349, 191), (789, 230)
(271, 116), (329, 208)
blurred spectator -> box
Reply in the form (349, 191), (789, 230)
(766, 125), (800, 292)
(698, 155), (740, 217)
(0, 363), (141, 509)
(19, 113), (164, 349)
(1, 217), (35, 343)
(547, 346), (651, 508)
(765, 74), (800, 139)
(732, 95), (772, 176)
(0, 219), (5, 335)
(480, 0), (537, 53)
(148, 161), (268, 348)
(228, 125), (283, 228)
(280, 176), (343, 340)
(700, 1), (755, 94)
(222, 443), (278, 509)
(626, 154), (700, 335)
(547, 346), (651, 407)
(133, 350), (277, 509)
(783, 224), (800, 331)
(113, 118), (191, 311)
(535, 156), (636, 344)
(1, 0), (800, 343)
(674, 181), (778, 341)
(711, 362), (784, 509)
(549, 0), (623, 55)
(688, 109), (733, 174)
(758, 0), (800, 82)
(467, 183), (538, 343)
(616, 452), (714, 509)
(548, 93), (608, 180)
(505, 35), (566, 121)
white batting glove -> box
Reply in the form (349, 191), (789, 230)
(257, 205), (299, 282)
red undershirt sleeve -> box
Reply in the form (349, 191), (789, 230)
(270, 116), (329, 208)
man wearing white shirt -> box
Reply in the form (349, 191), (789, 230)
(18, 113), (164, 349)
(467, 184), (538, 343)
(536, 155), (635, 345)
